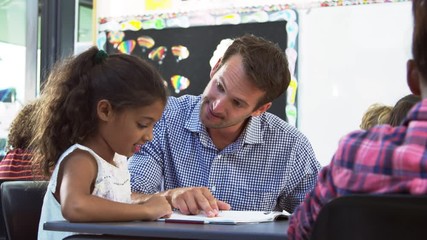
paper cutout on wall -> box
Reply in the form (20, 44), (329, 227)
(286, 48), (298, 77)
(188, 12), (216, 26)
(108, 31), (125, 48)
(166, 16), (190, 28)
(97, 32), (107, 50)
(241, 11), (269, 23)
(269, 9), (297, 22)
(99, 21), (120, 32)
(141, 18), (166, 30)
(286, 21), (299, 49)
(148, 46), (167, 64)
(145, 0), (173, 11)
(121, 19), (142, 31)
(216, 13), (241, 25)
(285, 104), (297, 126)
(171, 45), (190, 62)
(137, 35), (155, 52)
(118, 40), (136, 54)
(209, 38), (233, 68)
(287, 78), (298, 105)
(170, 75), (190, 94)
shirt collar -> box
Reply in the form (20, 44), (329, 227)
(243, 116), (264, 145)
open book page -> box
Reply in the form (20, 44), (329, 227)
(158, 210), (290, 224)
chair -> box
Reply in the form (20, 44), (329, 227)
(1, 181), (48, 240)
(0, 179), (12, 240)
(310, 194), (427, 240)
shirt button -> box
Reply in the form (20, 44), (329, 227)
(211, 185), (216, 192)
(218, 155), (222, 159)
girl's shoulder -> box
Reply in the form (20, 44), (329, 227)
(56, 145), (99, 176)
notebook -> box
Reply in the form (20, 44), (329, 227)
(158, 210), (290, 225)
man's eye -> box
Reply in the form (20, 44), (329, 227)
(137, 123), (147, 129)
(233, 100), (242, 107)
(216, 82), (224, 91)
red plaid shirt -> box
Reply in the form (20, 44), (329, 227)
(288, 98), (427, 240)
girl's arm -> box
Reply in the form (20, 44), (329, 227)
(56, 150), (172, 222)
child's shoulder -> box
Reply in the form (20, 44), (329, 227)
(59, 146), (98, 169)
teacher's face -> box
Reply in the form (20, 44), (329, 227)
(200, 54), (267, 131)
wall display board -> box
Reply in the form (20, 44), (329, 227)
(96, 5), (299, 124)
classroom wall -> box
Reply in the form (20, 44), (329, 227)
(96, 1), (414, 166)
(297, 2), (413, 166)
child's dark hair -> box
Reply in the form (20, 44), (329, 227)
(388, 94), (421, 126)
(32, 47), (167, 176)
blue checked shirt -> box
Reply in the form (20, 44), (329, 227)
(129, 95), (321, 213)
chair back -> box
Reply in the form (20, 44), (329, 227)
(0, 180), (12, 240)
(1, 181), (48, 240)
(310, 194), (427, 240)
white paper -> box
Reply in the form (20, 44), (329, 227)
(158, 210), (290, 224)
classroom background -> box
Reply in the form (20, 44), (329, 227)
(0, 0), (412, 165)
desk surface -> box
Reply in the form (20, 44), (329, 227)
(44, 219), (289, 240)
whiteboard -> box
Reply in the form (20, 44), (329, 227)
(297, 2), (413, 166)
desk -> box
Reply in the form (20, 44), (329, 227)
(44, 220), (289, 240)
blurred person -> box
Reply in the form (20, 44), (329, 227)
(359, 103), (392, 130)
(0, 101), (44, 180)
(288, 1), (427, 239)
(388, 94), (421, 126)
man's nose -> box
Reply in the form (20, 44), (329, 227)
(212, 97), (225, 112)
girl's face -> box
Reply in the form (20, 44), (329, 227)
(101, 99), (165, 158)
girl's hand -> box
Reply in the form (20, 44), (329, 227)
(140, 195), (172, 220)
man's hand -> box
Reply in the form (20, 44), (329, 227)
(163, 187), (231, 217)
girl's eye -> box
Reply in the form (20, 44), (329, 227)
(137, 123), (147, 129)
(233, 100), (242, 107)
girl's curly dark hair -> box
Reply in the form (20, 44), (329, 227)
(31, 46), (167, 177)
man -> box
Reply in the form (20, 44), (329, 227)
(288, 1), (427, 239)
(129, 34), (321, 217)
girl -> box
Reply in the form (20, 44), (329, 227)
(34, 47), (172, 240)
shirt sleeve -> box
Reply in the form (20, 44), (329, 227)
(128, 117), (166, 194)
(279, 135), (321, 213)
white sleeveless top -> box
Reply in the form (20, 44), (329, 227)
(37, 144), (132, 240)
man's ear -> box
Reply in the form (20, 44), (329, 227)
(251, 102), (272, 117)
(97, 99), (113, 122)
(407, 59), (422, 96)
(210, 57), (222, 79)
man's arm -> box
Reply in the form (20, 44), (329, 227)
(278, 136), (321, 213)
(128, 109), (169, 195)
(128, 142), (165, 194)
(278, 170), (320, 213)
(128, 126), (230, 215)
